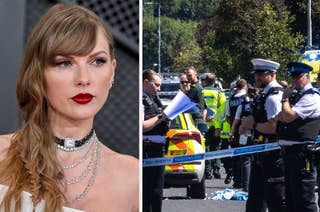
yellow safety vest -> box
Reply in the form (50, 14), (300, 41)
(220, 121), (231, 139)
(202, 87), (226, 129)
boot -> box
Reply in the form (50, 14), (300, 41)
(224, 172), (232, 184)
(213, 168), (221, 179)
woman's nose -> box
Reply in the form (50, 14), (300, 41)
(75, 65), (91, 86)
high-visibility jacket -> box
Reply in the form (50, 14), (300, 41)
(202, 86), (226, 129)
(220, 121), (231, 139)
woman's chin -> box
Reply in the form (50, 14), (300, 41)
(70, 110), (97, 121)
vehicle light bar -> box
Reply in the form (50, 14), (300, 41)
(170, 131), (202, 144)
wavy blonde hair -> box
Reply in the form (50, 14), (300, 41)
(0, 4), (114, 212)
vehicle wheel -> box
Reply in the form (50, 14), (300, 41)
(186, 177), (206, 199)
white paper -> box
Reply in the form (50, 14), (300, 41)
(239, 134), (248, 145)
(163, 90), (197, 120)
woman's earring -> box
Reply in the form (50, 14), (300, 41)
(109, 80), (114, 89)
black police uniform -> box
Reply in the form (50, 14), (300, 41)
(246, 86), (286, 212)
(278, 88), (320, 212)
(238, 96), (253, 191)
(228, 92), (247, 188)
(143, 92), (169, 212)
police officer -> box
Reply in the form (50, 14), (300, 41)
(202, 73), (226, 179)
(277, 62), (320, 212)
(142, 69), (169, 212)
(241, 58), (286, 212)
(228, 79), (251, 191)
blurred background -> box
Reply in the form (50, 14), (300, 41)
(0, 0), (139, 157)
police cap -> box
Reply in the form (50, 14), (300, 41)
(251, 58), (280, 74)
(287, 62), (313, 77)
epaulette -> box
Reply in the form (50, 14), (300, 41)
(269, 86), (282, 95)
(142, 93), (154, 106)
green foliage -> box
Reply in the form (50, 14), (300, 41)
(253, 3), (304, 79)
(143, 14), (202, 72)
(143, 14), (158, 70)
(159, 0), (220, 20)
(285, 0), (320, 49)
(198, 0), (303, 84)
(171, 42), (202, 72)
(143, 0), (309, 85)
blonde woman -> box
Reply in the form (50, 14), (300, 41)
(0, 4), (138, 212)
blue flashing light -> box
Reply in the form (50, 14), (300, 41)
(308, 53), (317, 60)
(304, 50), (320, 62)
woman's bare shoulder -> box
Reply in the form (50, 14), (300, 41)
(0, 134), (14, 160)
(0, 134), (13, 147)
(100, 144), (139, 170)
(94, 144), (139, 211)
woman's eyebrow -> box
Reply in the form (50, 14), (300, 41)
(89, 50), (109, 57)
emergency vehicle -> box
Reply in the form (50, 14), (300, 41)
(164, 113), (206, 199)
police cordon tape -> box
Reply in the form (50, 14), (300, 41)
(143, 142), (279, 167)
(143, 139), (320, 167)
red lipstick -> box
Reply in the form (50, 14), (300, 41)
(71, 93), (94, 104)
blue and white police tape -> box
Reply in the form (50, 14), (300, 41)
(143, 136), (320, 167)
(143, 142), (280, 167)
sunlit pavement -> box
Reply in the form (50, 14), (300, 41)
(162, 170), (246, 212)
(163, 170), (320, 212)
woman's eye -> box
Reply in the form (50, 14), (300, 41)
(92, 58), (106, 66)
(55, 60), (72, 67)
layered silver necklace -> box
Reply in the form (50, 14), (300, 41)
(57, 130), (101, 204)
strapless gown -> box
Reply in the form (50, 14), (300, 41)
(0, 184), (85, 212)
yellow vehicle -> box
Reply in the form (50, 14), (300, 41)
(301, 50), (320, 83)
(164, 113), (206, 199)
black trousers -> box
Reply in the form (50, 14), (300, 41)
(205, 127), (221, 170)
(240, 153), (251, 190)
(283, 146), (317, 212)
(143, 143), (165, 212)
(246, 150), (286, 212)
(231, 136), (241, 187)
(220, 138), (233, 174)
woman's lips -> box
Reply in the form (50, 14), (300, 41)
(71, 93), (94, 104)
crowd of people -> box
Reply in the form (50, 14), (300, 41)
(143, 58), (320, 212)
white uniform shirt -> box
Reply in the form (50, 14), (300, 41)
(263, 80), (283, 120)
(292, 83), (320, 119)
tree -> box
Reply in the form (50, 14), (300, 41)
(158, 0), (221, 21)
(253, 3), (304, 79)
(143, 14), (202, 72)
(285, 0), (320, 49)
(197, 0), (303, 84)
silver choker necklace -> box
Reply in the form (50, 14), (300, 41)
(55, 129), (94, 152)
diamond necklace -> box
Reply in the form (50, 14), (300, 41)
(63, 140), (99, 185)
(67, 142), (101, 204)
(55, 129), (94, 152)
(63, 134), (96, 170)
(63, 133), (101, 204)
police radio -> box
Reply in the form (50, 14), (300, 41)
(239, 96), (253, 145)
(243, 96), (253, 117)
(289, 89), (300, 104)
